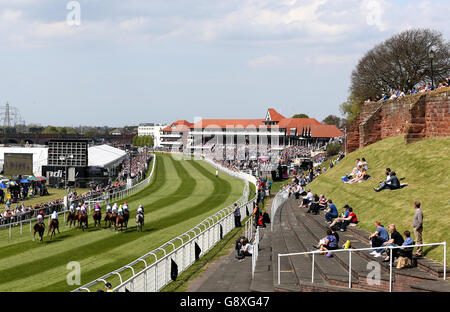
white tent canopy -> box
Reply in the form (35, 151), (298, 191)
(88, 145), (127, 170)
(0, 146), (48, 176)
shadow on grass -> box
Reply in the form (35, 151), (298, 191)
(423, 245), (440, 257)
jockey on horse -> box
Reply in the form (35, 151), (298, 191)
(34, 211), (46, 242)
(136, 204), (144, 232)
(122, 202), (130, 226)
(115, 204), (126, 231)
(78, 204), (88, 230)
(67, 203), (77, 227)
(48, 210), (60, 237)
(93, 203), (102, 227)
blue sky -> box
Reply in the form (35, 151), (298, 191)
(0, 0), (448, 127)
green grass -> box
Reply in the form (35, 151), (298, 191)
(307, 136), (450, 263)
(0, 154), (244, 292)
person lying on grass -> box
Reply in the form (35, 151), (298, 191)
(345, 167), (368, 184)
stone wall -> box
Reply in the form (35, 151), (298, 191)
(347, 87), (450, 152)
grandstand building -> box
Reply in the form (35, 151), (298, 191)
(160, 109), (343, 158)
(137, 123), (168, 147)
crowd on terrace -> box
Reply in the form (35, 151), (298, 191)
(365, 77), (450, 103)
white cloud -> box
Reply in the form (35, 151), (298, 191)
(248, 54), (282, 68)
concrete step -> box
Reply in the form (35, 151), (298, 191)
(281, 200), (355, 285)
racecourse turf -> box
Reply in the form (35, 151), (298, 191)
(0, 153), (245, 292)
(307, 135), (450, 263)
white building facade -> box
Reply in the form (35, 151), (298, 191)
(137, 123), (168, 147)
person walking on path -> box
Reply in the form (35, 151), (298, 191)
(413, 201), (424, 257)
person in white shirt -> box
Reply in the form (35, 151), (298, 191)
(137, 205), (144, 214)
(236, 237), (253, 262)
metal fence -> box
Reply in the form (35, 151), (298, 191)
(73, 156), (257, 292)
(270, 189), (290, 232)
(277, 242), (447, 292)
(1, 154), (156, 238)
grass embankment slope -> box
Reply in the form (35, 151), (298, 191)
(0, 153), (244, 292)
(308, 136), (450, 263)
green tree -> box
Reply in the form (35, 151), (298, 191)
(292, 114), (309, 118)
(322, 115), (342, 128)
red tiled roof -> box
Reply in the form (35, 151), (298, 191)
(161, 120), (193, 132)
(278, 118), (322, 135)
(307, 125), (344, 138)
(267, 108), (285, 121)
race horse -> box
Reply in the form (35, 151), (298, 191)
(115, 214), (127, 231)
(123, 210), (130, 227)
(67, 211), (78, 227)
(47, 219), (60, 237)
(136, 213), (144, 232)
(78, 213), (89, 231)
(33, 223), (45, 242)
(93, 210), (102, 228)
(104, 212), (117, 229)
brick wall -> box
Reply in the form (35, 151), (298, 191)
(348, 87), (450, 152)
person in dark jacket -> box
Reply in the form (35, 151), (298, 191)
(374, 171), (400, 192)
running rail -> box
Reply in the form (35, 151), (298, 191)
(72, 155), (257, 292)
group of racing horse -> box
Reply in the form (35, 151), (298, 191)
(32, 202), (145, 243)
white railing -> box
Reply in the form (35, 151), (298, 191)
(252, 227), (260, 278)
(73, 155), (257, 292)
(270, 189), (290, 232)
(1, 154), (156, 239)
(277, 242), (447, 292)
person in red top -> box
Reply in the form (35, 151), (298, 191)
(330, 206), (358, 232)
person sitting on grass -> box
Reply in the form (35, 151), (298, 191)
(381, 224), (404, 262)
(345, 167), (368, 184)
(368, 221), (390, 258)
(324, 199), (338, 223)
(374, 171), (400, 192)
(329, 205), (358, 231)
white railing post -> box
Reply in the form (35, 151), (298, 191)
(389, 247), (393, 292)
(444, 242), (446, 281)
(311, 253), (315, 283)
(349, 251), (352, 288)
(278, 254), (280, 285)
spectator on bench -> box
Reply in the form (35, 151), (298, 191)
(398, 230), (414, 259)
(382, 224), (404, 262)
(330, 205), (358, 232)
(307, 194), (320, 215)
(318, 194), (327, 210)
(325, 199), (338, 223)
(236, 237), (253, 262)
(300, 189), (313, 209)
(314, 229), (339, 257)
(368, 221), (390, 258)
